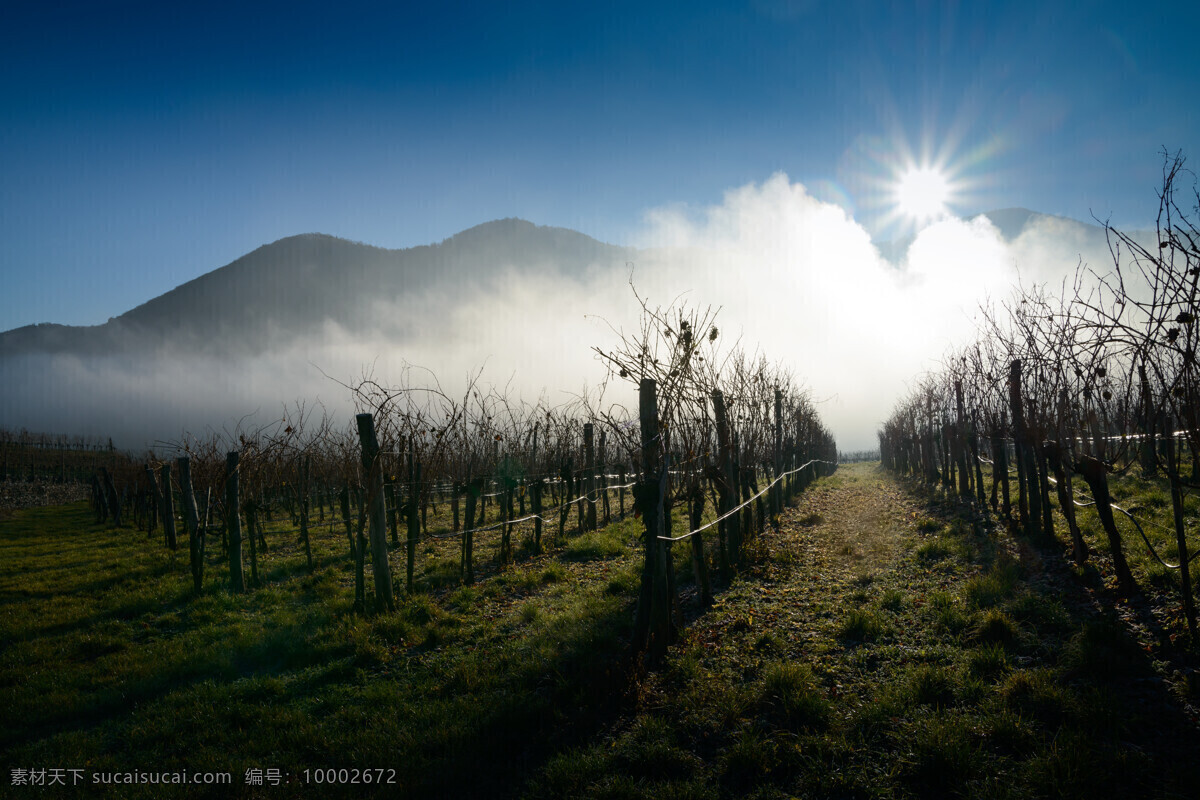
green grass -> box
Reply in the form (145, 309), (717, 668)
(838, 607), (887, 642)
(514, 463), (1200, 799)
(0, 497), (661, 799)
(916, 538), (955, 562)
(4, 462), (1199, 799)
(756, 662), (829, 731)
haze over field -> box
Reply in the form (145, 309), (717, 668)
(0, 182), (1136, 452)
(1, 1), (1195, 452)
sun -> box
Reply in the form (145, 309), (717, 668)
(895, 166), (951, 221)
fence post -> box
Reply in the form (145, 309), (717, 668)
(773, 389), (783, 526)
(712, 390), (735, 577)
(532, 424), (544, 553)
(300, 454), (314, 572)
(406, 443), (421, 593)
(633, 379), (673, 663)
(584, 423), (597, 532)
(356, 413), (396, 612)
(499, 451), (512, 565)
(177, 457), (203, 592)
(226, 451), (245, 593)
(600, 429), (610, 525)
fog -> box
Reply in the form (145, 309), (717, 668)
(0, 174), (1136, 455)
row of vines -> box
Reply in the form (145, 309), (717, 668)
(879, 152), (1200, 640)
(86, 290), (836, 662)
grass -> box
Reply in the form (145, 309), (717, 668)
(838, 607), (887, 642)
(0, 491), (672, 799)
(3, 463), (1199, 799)
(516, 463), (1200, 799)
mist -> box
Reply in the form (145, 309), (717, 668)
(0, 174), (1137, 455)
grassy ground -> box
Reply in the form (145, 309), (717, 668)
(2, 464), (1198, 798)
(0, 485), (691, 798)
(524, 463), (1200, 799)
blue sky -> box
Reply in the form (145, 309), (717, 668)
(2, 0), (1196, 331)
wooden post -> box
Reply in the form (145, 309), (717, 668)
(558, 460), (573, 545)
(226, 452), (245, 593)
(158, 463), (177, 550)
(599, 430), (611, 525)
(177, 457), (203, 592)
(749, 460), (764, 536)
(451, 484), (461, 533)
(773, 389), (783, 525)
(531, 425), (543, 553)
(357, 413), (396, 612)
(300, 454), (313, 572)
(712, 390), (735, 578)
(463, 476), (479, 584)
(584, 423), (597, 532)
(499, 458), (512, 565)
(633, 379), (673, 663)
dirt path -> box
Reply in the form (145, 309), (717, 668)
(676, 461), (975, 699)
(532, 461), (1200, 799)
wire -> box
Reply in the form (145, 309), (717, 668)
(657, 460), (836, 542)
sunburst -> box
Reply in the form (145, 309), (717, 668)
(895, 166), (951, 221)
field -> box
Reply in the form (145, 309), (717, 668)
(3, 461), (1198, 798)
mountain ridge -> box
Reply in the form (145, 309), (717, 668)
(2, 219), (633, 357)
(0, 210), (1106, 358)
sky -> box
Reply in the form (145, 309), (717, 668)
(1, 0), (1197, 450)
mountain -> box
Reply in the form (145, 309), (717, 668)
(0, 219), (633, 357)
(0, 209), (1120, 359)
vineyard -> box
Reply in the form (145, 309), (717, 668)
(879, 153), (1200, 644)
(4, 164), (1200, 798)
(69, 295), (836, 651)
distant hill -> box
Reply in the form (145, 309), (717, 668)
(0, 219), (633, 357)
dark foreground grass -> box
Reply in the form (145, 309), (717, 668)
(0, 503), (654, 798)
